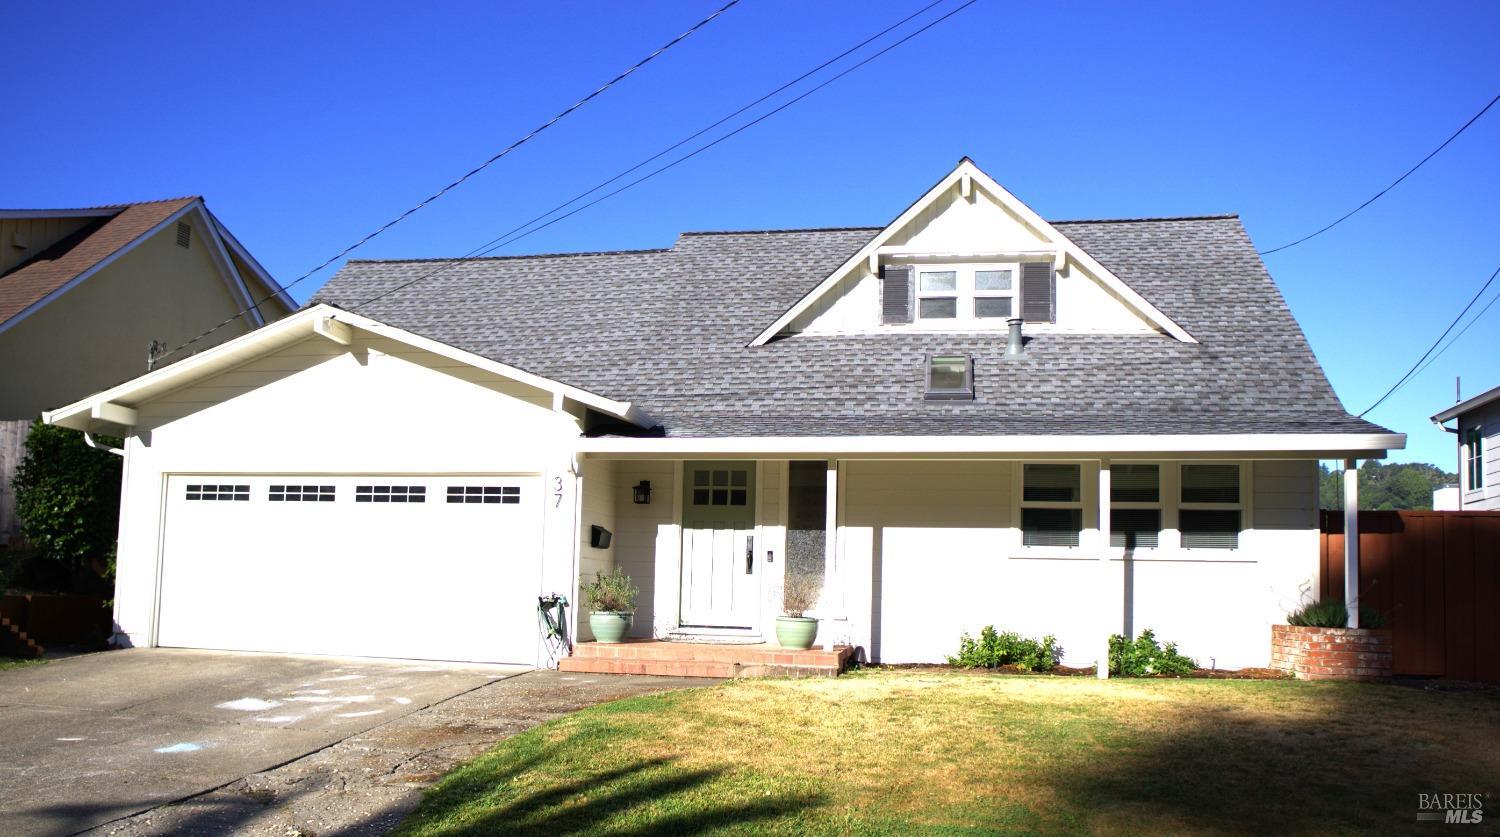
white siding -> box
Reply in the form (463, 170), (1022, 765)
(1458, 404), (1500, 511)
(576, 458), (618, 641)
(614, 461), (677, 637)
(787, 182), (1158, 336)
(837, 459), (1319, 669)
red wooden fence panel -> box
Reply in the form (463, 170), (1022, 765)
(1319, 510), (1500, 683)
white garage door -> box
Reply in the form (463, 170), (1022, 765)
(157, 474), (543, 664)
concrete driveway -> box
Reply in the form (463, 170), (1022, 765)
(0, 649), (709, 836)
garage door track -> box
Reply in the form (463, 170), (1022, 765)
(0, 649), (711, 836)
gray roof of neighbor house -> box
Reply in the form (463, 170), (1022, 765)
(312, 216), (1390, 438)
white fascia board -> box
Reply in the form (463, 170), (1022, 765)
(1431, 383), (1500, 424)
(578, 432), (1405, 459)
(190, 205), (264, 328)
(749, 159), (1198, 346)
(0, 201), (202, 338)
(211, 213), (296, 315)
(43, 304), (651, 432)
(0, 208), (118, 219)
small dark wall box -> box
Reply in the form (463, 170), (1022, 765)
(590, 525), (613, 549)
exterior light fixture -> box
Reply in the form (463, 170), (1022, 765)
(632, 480), (652, 504)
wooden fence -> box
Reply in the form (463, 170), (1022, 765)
(1320, 510), (1500, 684)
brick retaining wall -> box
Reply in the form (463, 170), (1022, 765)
(1271, 624), (1392, 682)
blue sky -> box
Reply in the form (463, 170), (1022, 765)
(3, 1), (1496, 468)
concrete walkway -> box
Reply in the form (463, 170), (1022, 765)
(0, 649), (712, 836)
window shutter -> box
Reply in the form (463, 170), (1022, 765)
(1021, 262), (1055, 323)
(880, 264), (914, 324)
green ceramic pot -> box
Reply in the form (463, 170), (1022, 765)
(589, 611), (632, 643)
(775, 616), (819, 650)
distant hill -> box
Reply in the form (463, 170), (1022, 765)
(1319, 461), (1457, 511)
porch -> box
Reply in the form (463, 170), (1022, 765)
(559, 639), (855, 678)
(569, 453), (1361, 674)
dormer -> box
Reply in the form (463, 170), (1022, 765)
(751, 159), (1195, 344)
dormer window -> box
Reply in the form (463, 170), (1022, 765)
(912, 263), (1019, 324)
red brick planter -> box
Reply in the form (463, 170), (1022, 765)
(1271, 624), (1392, 682)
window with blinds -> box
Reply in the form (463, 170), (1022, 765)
(1022, 464), (1082, 547)
(1180, 464), (1241, 549)
(1110, 464), (1160, 549)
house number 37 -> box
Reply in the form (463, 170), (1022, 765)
(553, 476), (564, 508)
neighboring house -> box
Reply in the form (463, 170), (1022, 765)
(1432, 483), (1460, 511)
(43, 159), (1403, 670)
(1431, 383), (1500, 510)
(0, 198), (293, 540)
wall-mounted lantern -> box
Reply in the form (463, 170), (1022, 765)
(632, 480), (653, 505)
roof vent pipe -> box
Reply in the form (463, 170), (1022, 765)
(1005, 317), (1025, 358)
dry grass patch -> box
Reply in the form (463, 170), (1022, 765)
(399, 670), (1499, 835)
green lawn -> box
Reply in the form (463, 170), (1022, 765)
(399, 670), (1499, 835)
(0, 657), (44, 672)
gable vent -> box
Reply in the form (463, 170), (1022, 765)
(175, 221), (192, 248)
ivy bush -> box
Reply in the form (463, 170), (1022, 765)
(581, 568), (638, 613)
(11, 421), (121, 591)
(1108, 629), (1197, 676)
(1287, 598), (1387, 629)
(948, 626), (1060, 672)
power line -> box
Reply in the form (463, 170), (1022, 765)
(153, 0), (740, 364)
(330, 0), (950, 313)
(1409, 285), (1500, 384)
(348, 0), (980, 314)
(1358, 261), (1500, 417)
(1259, 91), (1500, 256)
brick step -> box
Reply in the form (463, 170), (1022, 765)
(559, 655), (842, 679)
(0, 615), (44, 659)
(573, 640), (847, 668)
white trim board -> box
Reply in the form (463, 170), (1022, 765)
(43, 304), (654, 433)
(578, 433), (1404, 459)
(749, 158), (1197, 346)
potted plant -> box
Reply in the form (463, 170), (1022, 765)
(582, 568), (638, 643)
(775, 571), (821, 650)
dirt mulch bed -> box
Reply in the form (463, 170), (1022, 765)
(870, 663), (1290, 680)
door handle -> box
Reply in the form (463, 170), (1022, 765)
(746, 536), (754, 574)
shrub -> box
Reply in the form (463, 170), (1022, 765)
(12, 421), (121, 591)
(1109, 629), (1196, 676)
(947, 626), (1060, 672)
(581, 568), (637, 613)
(781, 571), (821, 617)
(1287, 598), (1387, 629)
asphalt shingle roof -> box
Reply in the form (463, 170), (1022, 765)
(313, 216), (1389, 438)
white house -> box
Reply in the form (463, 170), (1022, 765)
(1431, 383), (1500, 510)
(44, 159), (1403, 672)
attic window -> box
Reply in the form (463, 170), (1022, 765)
(176, 221), (192, 248)
(925, 354), (973, 400)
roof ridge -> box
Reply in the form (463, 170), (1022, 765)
(678, 226), (882, 236)
(1050, 213), (1239, 225)
(347, 246), (673, 264)
(0, 196), (200, 214)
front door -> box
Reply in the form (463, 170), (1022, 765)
(679, 462), (759, 629)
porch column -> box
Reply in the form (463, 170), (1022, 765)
(822, 460), (839, 651)
(1097, 460), (1112, 680)
(1343, 458), (1360, 629)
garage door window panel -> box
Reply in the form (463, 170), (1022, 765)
(356, 485), (427, 503)
(447, 485), (521, 504)
(186, 484), (249, 502)
(269, 485), (335, 502)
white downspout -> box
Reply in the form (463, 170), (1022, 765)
(84, 432), (125, 458)
(1343, 458), (1360, 629)
(1098, 460), (1112, 680)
